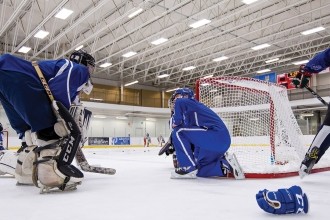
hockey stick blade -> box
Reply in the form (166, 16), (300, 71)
(75, 146), (116, 175)
(79, 161), (116, 175)
(158, 141), (172, 156)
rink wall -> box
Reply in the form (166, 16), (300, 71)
(6, 136), (169, 149)
(6, 135), (315, 149)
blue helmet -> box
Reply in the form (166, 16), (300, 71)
(173, 88), (194, 99)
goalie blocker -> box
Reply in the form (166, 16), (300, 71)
(33, 101), (83, 192)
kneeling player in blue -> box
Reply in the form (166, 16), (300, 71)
(169, 88), (244, 179)
(0, 50), (94, 193)
(256, 185), (309, 214)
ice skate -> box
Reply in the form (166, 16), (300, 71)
(224, 152), (245, 180)
(171, 166), (197, 179)
(299, 146), (319, 179)
(39, 181), (81, 194)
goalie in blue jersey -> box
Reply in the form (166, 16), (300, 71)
(169, 88), (244, 179)
(0, 50), (94, 192)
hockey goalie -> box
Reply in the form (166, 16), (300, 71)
(0, 50), (94, 193)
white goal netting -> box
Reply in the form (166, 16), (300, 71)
(196, 76), (330, 177)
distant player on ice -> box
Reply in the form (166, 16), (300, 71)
(289, 48), (330, 178)
(168, 88), (244, 179)
(0, 50), (95, 193)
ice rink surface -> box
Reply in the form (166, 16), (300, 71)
(1, 147), (330, 220)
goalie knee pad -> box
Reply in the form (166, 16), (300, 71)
(256, 185), (309, 215)
(33, 139), (83, 192)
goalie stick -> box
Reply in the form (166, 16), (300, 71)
(304, 85), (328, 106)
(75, 146), (116, 175)
(32, 61), (116, 175)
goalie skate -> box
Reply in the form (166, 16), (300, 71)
(39, 182), (81, 194)
(171, 166), (197, 179)
(225, 152), (245, 180)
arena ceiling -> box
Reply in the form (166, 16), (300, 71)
(1, 0), (329, 91)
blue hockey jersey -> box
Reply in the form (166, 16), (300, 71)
(172, 98), (226, 129)
(0, 54), (90, 108)
(305, 48), (330, 73)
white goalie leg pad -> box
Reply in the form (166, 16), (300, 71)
(14, 130), (37, 185)
(69, 105), (92, 145)
(0, 150), (18, 176)
(34, 147), (83, 191)
(15, 145), (37, 185)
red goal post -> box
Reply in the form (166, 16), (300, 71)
(196, 76), (330, 178)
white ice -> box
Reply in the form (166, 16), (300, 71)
(1, 147), (330, 220)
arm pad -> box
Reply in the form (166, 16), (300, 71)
(256, 185), (309, 215)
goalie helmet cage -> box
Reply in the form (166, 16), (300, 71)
(196, 76), (330, 178)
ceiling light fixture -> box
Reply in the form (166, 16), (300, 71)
(75, 45), (84, 51)
(157, 74), (169, 78)
(122, 51), (137, 58)
(265, 58), (279, 63)
(242, 0), (259, 4)
(151, 38), (168, 45)
(292, 60), (309, 65)
(251, 43), (271, 50)
(55, 8), (73, 20)
(182, 66), (196, 71)
(18, 46), (31, 53)
(34, 30), (49, 39)
(203, 74), (213, 79)
(301, 26), (325, 35)
(100, 62), (112, 68)
(124, 80), (138, 86)
(189, 19), (211, 28)
(212, 56), (228, 62)
(128, 8), (143, 18)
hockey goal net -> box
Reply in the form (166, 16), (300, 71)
(196, 76), (330, 178)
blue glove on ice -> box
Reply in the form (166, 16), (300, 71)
(256, 185), (309, 215)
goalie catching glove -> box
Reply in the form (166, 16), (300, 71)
(256, 185), (309, 215)
(288, 65), (312, 88)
